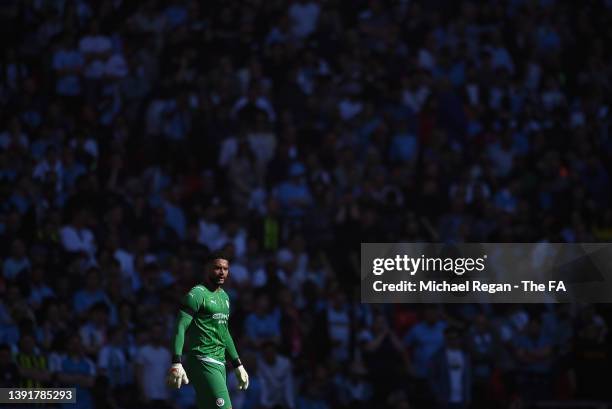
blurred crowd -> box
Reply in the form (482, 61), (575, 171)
(1, 0), (612, 408)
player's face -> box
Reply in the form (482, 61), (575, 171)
(208, 258), (229, 285)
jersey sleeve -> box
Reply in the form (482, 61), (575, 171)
(171, 288), (203, 358)
(181, 288), (203, 315)
(222, 295), (240, 364)
(223, 325), (240, 363)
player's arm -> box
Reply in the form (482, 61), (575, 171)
(172, 310), (193, 361)
(222, 309), (249, 390)
(223, 324), (240, 367)
(167, 289), (201, 388)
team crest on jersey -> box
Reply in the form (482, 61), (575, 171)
(216, 397), (224, 407)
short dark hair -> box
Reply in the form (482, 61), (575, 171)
(204, 250), (229, 265)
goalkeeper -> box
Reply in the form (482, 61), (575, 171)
(167, 252), (249, 409)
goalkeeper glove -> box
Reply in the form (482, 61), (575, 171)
(167, 363), (189, 389)
(235, 365), (249, 390)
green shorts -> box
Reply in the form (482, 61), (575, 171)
(184, 354), (231, 409)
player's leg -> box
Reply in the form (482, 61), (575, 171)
(184, 355), (232, 409)
(208, 362), (231, 409)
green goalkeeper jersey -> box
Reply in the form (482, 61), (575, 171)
(172, 284), (239, 365)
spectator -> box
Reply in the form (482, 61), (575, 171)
(360, 314), (409, 402)
(27, 266), (55, 309)
(162, 188), (187, 241)
(404, 306), (447, 379)
(466, 314), (498, 409)
(513, 317), (554, 401)
(288, 0), (320, 39)
(0, 343), (19, 387)
(97, 327), (132, 405)
(59, 210), (96, 262)
(79, 19), (113, 93)
(58, 334), (96, 409)
(277, 235), (309, 290)
(274, 162), (313, 220)
(297, 381), (329, 409)
(33, 145), (64, 192)
(228, 140), (262, 213)
(73, 268), (111, 316)
(0, 286), (30, 346)
(325, 290), (351, 363)
(258, 341), (296, 409)
(37, 300), (68, 354)
(253, 258), (287, 295)
(250, 198), (284, 253)
(222, 243), (251, 288)
(135, 324), (172, 408)
(15, 331), (50, 388)
(244, 294), (281, 348)
(52, 33), (84, 98)
(2, 239), (30, 280)
(79, 302), (110, 356)
(573, 307), (610, 400)
(335, 361), (372, 408)
(429, 327), (472, 409)
(0, 117), (29, 153)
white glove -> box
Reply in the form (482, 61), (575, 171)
(234, 365), (249, 390)
(167, 363), (189, 389)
